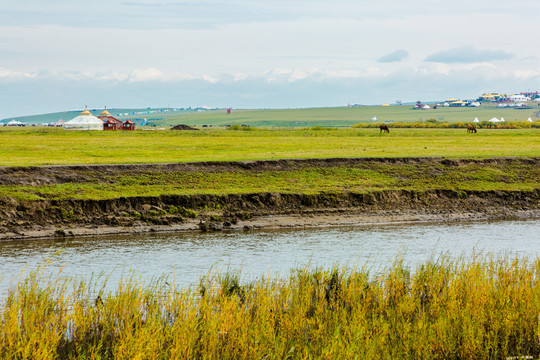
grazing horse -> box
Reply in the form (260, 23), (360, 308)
(467, 124), (477, 133)
(379, 124), (390, 133)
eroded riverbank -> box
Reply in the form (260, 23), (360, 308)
(0, 157), (538, 240)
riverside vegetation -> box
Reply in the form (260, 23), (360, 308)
(2, 255), (540, 359)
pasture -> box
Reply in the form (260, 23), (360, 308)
(148, 103), (540, 127)
(0, 127), (538, 167)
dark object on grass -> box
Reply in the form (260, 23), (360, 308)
(170, 124), (199, 131)
(380, 124), (390, 133)
(467, 124), (477, 133)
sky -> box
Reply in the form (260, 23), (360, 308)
(1, 0), (540, 118)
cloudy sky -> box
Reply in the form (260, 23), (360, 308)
(1, 0), (539, 118)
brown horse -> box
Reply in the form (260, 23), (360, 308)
(380, 124), (390, 133)
(467, 124), (477, 133)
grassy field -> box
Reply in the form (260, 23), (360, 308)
(4, 103), (539, 128)
(0, 127), (538, 167)
(149, 103), (540, 127)
(2, 256), (540, 359)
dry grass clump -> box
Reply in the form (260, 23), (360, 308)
(2, 256), (540, 359)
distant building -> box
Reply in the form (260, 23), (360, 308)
(98, 110), (123, 131)
(449, 100), (466, 107)
(122, 119), (136, 131)
(510, 94), (530, 102)
(64, 110), (103, 130)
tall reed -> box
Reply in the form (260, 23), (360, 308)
(2, 255), (540, 359)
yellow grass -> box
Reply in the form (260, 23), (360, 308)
(2, 255), (540, 359)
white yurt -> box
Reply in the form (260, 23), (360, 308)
(64, 110), (103, 130)
(488, 117), (500, 123)
(473, 117), (479, 123)
(371, 116), (377, 121)
(500, 117), (505, 122)
(7, 120), (23, 126)
(527, 117), (533, 122)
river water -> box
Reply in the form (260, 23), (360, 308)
(0, 219), (539, 296)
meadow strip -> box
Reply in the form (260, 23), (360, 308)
(0, 159), (538, 201)
(0, 127), (539, 166)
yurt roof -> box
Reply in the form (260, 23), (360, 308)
(65, 110), (103, 125)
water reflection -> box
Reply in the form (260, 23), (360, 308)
(0, 219), (539, 296)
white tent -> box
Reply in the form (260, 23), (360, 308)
(7, 120), (23, 126)
(488, 117), (500, 123)
(371, 116), (377, 121)
(422, 105), (430, 109)
(528, 117), (533, 122)
(500, 117), (505, 122)
(64, 110), (103, 130)
(473, 117), (479, 123)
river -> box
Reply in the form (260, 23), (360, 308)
(0, 219), (539, 296)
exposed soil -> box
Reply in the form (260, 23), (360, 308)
(0, 157), (538, 240)
(170, 124), (199, 131)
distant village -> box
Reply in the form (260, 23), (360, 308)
(345, 91), (540, 110)
(0, 106), (219, 128)
(3, 109), (137, 130)
(410, 91), (540, 110)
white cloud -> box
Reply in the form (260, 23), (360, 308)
(425, 46), (513, 63)
(1, 1), (540, 118)
(128, 68), (165, 82)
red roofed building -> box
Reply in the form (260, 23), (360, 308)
(122, 119), (136, 131)
(98, 110), (123, 131)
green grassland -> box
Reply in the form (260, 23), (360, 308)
(150, 103), (540, 127)
(4, 103), (539, 128)
(0, 127), (538, 167)
(3, 256), (540, 359)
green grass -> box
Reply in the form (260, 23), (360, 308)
(2, 161), (538, 201)
(5, 103), (540, 128)
(3, 255), (540, 359)
(151, 103), (540, 127)
(0, 127), (538, 167)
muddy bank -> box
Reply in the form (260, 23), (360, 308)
(1, 188), (539, 241)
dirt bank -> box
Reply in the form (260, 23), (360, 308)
(1, 188), (538, 241)
(0, 157), (538, 240)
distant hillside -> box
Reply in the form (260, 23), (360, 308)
(2, 103), (539, 128)
(0, 107), (206, 125)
